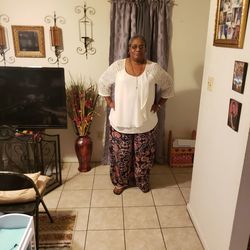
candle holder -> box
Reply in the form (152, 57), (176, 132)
(75, 2), (96, 59)
(45, 12), (68, 66)
(0, 14), (14, 66)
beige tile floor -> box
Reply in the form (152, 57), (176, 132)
(42, 163), (204, 250)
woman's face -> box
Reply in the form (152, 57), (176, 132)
(231, 102), (238, 116)
(129, 38), (146, 62)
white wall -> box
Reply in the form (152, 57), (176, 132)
(0, 0), (209, 162)
(0, 0), (110, 162)
(188, 0), (250, 249)
(167, 0), (210, 138)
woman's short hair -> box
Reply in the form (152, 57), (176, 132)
(128, 35), (146, 48)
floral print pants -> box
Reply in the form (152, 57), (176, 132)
(109, 126), (156, 192)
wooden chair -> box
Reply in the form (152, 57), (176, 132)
(0, 171), (53, 248)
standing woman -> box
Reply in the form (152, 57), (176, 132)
(98, 35), (174, 195)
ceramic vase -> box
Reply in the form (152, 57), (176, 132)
(75, 135), (92, 172)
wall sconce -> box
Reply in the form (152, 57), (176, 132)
(75, 2), (96, 59)
(0, 14), (14, 66)
(45, 12), (68, 66)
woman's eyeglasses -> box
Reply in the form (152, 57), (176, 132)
(130, 44), (145, 50)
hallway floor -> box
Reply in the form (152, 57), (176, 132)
(43, 163), (204, 250)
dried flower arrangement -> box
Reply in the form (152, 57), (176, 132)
(66, 76), (98, 136)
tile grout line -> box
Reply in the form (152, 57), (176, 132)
(152, 167), (183, 249)
(82, 165), (96, 250)
(122, 189), (127, 250)
(170, 167), (205, 249)
(151, 188), (168, 250)
(58, 163), (82, 249)
(169, 167), (189, 205)
(56, 162), (71, 211)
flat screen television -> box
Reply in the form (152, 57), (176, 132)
(0, 66), (67, 129)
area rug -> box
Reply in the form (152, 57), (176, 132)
(39, 210), (77, 249)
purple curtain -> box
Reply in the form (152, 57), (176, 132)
(102, 0), (173, 164)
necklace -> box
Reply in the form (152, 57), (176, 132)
(129, 58), (145, 89)
(129, 58), (145, 76)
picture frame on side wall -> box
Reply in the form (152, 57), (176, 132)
(12, 25), (46, 57)
(227, 98), (242, 132)
(232, 60), (248, 93)
(213, 0), (249, 48)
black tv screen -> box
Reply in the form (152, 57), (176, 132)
(0, 66), (67, 129)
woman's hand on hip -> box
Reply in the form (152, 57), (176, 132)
(104, 96), (115, 110)
(108, 100), (115, 110)
(151, 103), (161, 113)
(151, 98), (167, 113)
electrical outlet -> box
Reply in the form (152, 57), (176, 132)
(207, 76), (214, 91)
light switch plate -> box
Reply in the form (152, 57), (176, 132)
(207, 76), (214, 91)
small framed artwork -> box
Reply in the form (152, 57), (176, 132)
(227, 98), (242, 132)
(213, 0), (249, 48)
(232, 60), (248, 93)
(12, 25), (46, 57)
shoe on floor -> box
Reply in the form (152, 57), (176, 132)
(113, 185), (127, 195)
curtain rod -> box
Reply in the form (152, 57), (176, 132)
(108, 0), (177, 4)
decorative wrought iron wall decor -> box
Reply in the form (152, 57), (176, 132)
(0, 14), (14, 66)
(44, 12), (68, 66)
(75, 2), (96, 59)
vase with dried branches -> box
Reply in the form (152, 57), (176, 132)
(66, 76), (98, 172)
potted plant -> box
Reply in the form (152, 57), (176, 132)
(66, 76), (98, 172)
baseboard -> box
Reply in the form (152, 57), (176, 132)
(187, 202), (209, 250)
(61, 157), (78, 163)
(61, 158), (103, 164)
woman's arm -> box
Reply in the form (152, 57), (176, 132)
(151, 97), (168, 113)
(98, 60), (121, 97)
(104, 96), (115, 110)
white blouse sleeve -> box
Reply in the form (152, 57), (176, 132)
(98, 60), (123, 96)
(153, 63), (174, 99)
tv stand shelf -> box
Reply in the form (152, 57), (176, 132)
(0, 126), (62, 193)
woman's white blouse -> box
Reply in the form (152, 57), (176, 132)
(98, 59), (174, 134)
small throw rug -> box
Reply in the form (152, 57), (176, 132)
(39, 210), (76, 249)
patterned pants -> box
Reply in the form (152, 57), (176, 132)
(109, 126), (156, 192)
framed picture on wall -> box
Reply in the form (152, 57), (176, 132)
(12, 25), (46, 57)
(213, 0), (249, 48)
(232, 60), (248, 93)
(227, 98), (242, 132)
